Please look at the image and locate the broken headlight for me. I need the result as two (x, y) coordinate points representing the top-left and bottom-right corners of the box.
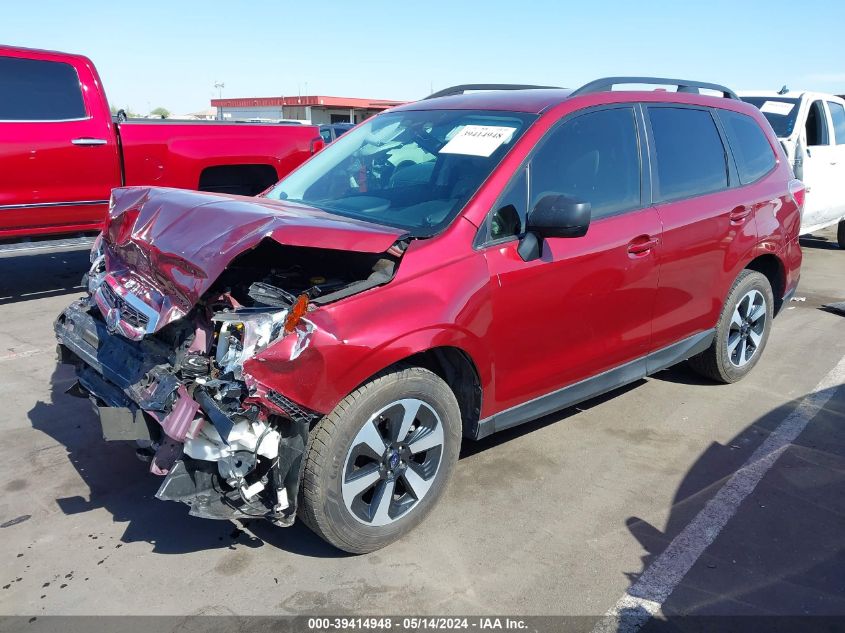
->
(212, 310), (287, 377)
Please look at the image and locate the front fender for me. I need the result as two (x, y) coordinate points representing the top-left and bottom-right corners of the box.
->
(243, 321), (492, 416)
(244, 220), (494, 416)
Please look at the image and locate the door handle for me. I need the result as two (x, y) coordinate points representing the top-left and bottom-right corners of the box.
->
(627, 235), (659, 255)
(72, 138), (107, 146)
(729, 206), (752, 223)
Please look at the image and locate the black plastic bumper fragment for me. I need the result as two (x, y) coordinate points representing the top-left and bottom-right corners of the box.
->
(194, 389), (235, 442)
(55, 301), (177, 411)
(267, 389), (321, 425)
(156, 459), (271, 521)
(69, 366), (160, 442)
(97, 406), (155, 442)
(272, 416), (310, 526)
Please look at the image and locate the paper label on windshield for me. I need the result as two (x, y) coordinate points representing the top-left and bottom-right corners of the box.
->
(760, 100), (794, 116)
(439, 125), (516, 157)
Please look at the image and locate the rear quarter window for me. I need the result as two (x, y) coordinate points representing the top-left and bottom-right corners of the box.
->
(0, 56), (86, 121)
(718, 109), (777, 185)
(648, 107), (728, 202)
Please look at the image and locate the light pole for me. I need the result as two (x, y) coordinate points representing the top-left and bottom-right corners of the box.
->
(214, 81), (225, 120)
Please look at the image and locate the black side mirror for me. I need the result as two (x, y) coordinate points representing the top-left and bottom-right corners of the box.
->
(527, 194), (591, 238)
(517, 194), (591, 261)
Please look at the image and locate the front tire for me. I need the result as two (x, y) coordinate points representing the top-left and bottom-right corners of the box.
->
(689, 270), (774, 383)
(837, 220), (845, 249)
(298, 367), (462, 553)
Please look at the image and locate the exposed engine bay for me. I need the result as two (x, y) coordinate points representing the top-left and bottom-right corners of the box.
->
(56, 233), (405, 525)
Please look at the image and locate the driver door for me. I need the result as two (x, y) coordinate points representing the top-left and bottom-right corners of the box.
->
(481, 106), (661, 418)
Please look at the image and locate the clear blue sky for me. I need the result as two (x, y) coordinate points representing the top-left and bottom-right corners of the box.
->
(3, 0), (844, 115)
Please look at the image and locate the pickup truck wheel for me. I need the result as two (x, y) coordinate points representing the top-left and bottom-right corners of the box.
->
(837, 220), (845, 249)
(688, 270), (774, 384)
(298, 367), (461, 554)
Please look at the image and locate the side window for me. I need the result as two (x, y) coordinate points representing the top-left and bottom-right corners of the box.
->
(805, 101), (830, 146)
(648, 107), (728, 202)
(489, 167), (527, 241)
(0, 56), (86, 121)
(719, 110), (777, 185)
(827, 101), (845, 145)
(529, 107), (641, 220)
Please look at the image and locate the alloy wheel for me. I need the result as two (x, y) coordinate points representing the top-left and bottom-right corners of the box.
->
(727, 289), (767, 367)
(341, 398), (444, 526)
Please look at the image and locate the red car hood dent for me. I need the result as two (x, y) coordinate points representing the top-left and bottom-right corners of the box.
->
(103, 187), (406, 329)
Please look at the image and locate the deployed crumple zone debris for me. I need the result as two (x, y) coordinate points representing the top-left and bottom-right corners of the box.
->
(55, 186), (408, 526)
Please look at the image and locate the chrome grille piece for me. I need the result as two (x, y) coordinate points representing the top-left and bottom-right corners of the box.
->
(101, 283), (150, 330)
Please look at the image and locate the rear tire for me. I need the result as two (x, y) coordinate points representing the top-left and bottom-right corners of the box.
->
(837, 220), (845, 249)
(298, 367), (461, 554)
(689, 270), (774, 384)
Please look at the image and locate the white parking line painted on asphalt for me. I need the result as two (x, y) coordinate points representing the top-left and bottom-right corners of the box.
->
(0, 348), (49, 362)
(19, 285), (85, 298)
(592, 353), (845, 633)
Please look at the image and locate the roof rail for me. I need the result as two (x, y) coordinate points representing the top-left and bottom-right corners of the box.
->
(425, 84), (562, 100)
(570, 77), (739, 100)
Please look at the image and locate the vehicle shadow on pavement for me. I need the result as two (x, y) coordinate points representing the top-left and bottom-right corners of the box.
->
(29, 361), (347, 559)
(461, 358), (723, 458)
(0, 249), (89, 305)
(799, 235), (841, 251)
(460, 381), (646, 458)
(622, 382), (845, 623)
(645, 362), (716, 387)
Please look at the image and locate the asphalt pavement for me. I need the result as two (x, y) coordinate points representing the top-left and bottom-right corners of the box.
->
(0, 226), (842, 622)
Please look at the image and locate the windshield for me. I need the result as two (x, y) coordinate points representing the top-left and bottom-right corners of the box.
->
(741, 97), (801, 137)
(265, 109), (536, 237)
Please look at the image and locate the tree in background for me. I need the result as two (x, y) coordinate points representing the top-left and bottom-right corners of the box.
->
(150, 107), (170, 119)
(109, 104), (141, 118)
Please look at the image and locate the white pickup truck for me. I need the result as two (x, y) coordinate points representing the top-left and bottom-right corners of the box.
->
(740, 90), (845, 247)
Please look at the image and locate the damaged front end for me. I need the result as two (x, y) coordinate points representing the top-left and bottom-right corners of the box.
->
(55, 188), (407, 526)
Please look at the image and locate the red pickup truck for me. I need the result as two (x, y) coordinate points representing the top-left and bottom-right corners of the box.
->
(0, 45), (323, 241)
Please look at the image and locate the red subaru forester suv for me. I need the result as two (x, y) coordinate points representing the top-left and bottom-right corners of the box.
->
(56, 77), (803, 553)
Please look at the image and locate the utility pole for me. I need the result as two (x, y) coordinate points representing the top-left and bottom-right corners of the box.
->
(214, 81), (225, 120)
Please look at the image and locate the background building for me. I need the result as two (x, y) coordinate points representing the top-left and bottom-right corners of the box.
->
(210, 95), (403, 124)
(169, 107), (218, 120)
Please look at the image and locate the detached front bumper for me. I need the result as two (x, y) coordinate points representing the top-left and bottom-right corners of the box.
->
(54, 299), (312, 526)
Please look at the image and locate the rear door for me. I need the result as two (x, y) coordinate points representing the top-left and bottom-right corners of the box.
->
(481, 105), (662, 414)
(0, 52), (121, 237)
(645, 105), (759, 356)
(718, 108), (795, 248)
(799, 99), (838, 233)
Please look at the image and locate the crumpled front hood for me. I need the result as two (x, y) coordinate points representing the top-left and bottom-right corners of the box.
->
(102, 187), (407, 328)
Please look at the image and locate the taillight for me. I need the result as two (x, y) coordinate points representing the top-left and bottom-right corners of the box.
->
(309, 137), (324, 154)
(788, 178), (805, 212)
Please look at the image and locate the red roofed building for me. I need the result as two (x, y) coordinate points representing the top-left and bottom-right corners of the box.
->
(210, 95), (404, 124)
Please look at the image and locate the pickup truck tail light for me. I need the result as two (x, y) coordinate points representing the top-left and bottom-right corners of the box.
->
(788, 179), (805, 217)
(309, 137), (325, 154)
